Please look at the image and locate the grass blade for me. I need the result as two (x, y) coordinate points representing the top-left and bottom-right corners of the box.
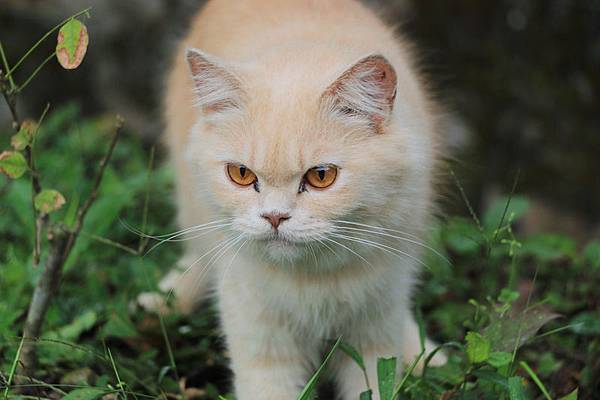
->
(3, 335), (25, 399)
(338, 340), (370, 390)
(507, 376), (527, 400)
(297, 337), (342, 400)
(377, 357), (397, 400)
(520, 361), (551, 400)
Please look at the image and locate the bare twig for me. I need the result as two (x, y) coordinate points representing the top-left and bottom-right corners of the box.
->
(63, 116), (124, 258)
(17, 117), (124, 378)
(18, 228), (69, 378)
(1, 69), (46, 265)
(30, 104), (51, 265)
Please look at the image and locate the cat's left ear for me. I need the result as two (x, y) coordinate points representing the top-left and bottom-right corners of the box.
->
(186, 48), (244, 113)
(321, 54), (397, 133)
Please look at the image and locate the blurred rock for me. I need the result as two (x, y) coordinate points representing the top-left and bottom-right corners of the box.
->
(1, 0), (205, 137)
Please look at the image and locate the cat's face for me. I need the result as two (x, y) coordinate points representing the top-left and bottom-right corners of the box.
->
(186, 49), (431, 265)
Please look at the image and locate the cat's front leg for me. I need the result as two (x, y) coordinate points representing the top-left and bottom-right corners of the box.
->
(219, 279), (316, 399)
(335, 341), (399, 400)
(137, 253), (213, 315)
(224, 317), (314, 399)
(336, 314), (447, 400)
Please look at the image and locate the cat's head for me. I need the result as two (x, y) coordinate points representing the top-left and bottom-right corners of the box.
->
(185, 48), (434, 267)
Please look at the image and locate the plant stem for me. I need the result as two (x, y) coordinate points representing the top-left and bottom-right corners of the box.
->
(0, 40), (16, 90)
(18, 52), (56, 92)
(62, 116), (124, 258)
(17, 117), (123, 379)
(18, 228), (69, 378)
(30, 103), (51, 265)
(6, 8), (91, 78)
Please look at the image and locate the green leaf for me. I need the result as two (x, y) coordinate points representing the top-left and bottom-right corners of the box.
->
(297, 337), (342, 400)
(11, 120), (38, 151)
(483, 195), (529, 231)
(465, 331), (490, 363)
(11, 130), (30, 151)
(520, 361), (551, 400)
(338, 341), (366, 372)
(34, 189), (66, 214)
(444, 217), (482, 255)
(101, 313), (138, 339)
(0, 151), (27, 179)
(483, 308), (559, 352)
(569, 311), (600, 335)
(57, 310), (97, 341)
(498, 288), (520, 304)
(521, 233), (576, 261)
(359, 390), (373, 400)
(582, 240), (600, 269)
(62, 387), (107, 400)
(507, 376), (528, 400)
(487, 351), (512, 368)
(376, 357), (396, 400)
(56, 18), (89, 69)
(472, 369), (509, 389)
(558, 388), (578, 400)
(536, 352), (563, 378)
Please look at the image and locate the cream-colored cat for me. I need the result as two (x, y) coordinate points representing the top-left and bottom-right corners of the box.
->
(149, 0), (446, 398)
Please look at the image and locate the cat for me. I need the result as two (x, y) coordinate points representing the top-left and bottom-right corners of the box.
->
(142, 0), (447, 398)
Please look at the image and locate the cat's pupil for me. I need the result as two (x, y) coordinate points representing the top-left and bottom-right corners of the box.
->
(239, 166), (246, 177)
(318, 169), (325, 180)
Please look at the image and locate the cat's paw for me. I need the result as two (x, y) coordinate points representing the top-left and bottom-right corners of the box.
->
(134, 292), (170, 315)
(403, 338), (448, 374)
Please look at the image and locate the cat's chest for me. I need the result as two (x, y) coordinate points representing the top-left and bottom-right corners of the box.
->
(221, 261), (400, 337)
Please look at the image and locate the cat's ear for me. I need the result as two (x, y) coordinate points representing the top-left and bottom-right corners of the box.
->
(186, 48), (243, 113)
(321, 54), (397, 133)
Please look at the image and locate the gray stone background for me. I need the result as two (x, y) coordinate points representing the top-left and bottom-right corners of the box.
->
(1, 0), (599, 239)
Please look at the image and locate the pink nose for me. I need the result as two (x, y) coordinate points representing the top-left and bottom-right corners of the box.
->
(261, 212), (290, 230)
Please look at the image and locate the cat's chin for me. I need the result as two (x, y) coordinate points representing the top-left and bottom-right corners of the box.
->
(260, 236), (305, 262)
(252, 235), (319, 265)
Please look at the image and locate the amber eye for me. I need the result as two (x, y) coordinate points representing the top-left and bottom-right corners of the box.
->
(227, 164), (257, 186)
(305, 165), (338, 189)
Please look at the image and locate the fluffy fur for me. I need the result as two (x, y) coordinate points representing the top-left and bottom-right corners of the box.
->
(152, 0), (445, 398)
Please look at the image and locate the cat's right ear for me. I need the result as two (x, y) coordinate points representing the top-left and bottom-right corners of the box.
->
(186, 48), (243, 113)
(321, 54), (397, 134)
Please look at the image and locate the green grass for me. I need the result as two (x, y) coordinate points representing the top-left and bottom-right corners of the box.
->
(1, 105), (598, 399)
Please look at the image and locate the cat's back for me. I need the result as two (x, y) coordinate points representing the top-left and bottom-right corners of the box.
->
(184, 0), (396, 58)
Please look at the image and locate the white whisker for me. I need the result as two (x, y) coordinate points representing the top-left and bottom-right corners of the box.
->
(220, 238), (248, 284)
(323, 236), (374, 270)
(334, 225), (451, 265)
(164, 234), (241, 304)
(143, 223), (232, 256)
(121, 216), (233, 240)
(330, 232), (429, 270)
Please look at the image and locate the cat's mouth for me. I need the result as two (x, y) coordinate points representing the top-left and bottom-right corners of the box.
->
(261, 234), (298, 246)
(257, 233), (312, 253)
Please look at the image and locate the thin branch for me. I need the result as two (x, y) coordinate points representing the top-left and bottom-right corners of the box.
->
(1, 73), (48, 265)
(6, 7), (92, 77)
(80, 231), (139, 256)
(18, 116), (124, 378)
(0, 40), (16, 89)
(0, 74), (20, 131)
(18, 52), (56, 92)
(30, 104), (51, 265)
(63, 116), (124, 259)
(18, 228), (69, 378)
(138, 146), (155, 253)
